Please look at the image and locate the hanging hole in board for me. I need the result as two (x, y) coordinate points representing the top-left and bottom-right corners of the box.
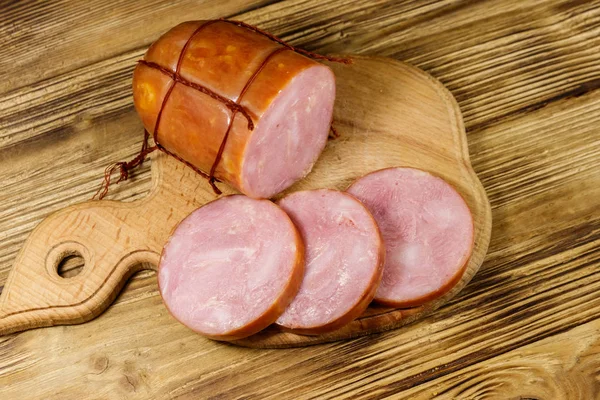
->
(57, 252), (85, 279)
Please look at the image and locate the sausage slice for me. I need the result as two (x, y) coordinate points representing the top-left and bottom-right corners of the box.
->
(276, 189), (384, 334)
(158, 195), (304, 340)
(347, 168), (474, 308)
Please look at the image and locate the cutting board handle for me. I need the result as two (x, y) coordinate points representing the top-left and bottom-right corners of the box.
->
(0, 200), (160, 335)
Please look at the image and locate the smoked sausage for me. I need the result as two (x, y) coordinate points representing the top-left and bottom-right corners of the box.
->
(133, 20), (336, 198)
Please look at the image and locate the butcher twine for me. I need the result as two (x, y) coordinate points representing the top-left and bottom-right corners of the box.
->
(94, 19), (351, 200)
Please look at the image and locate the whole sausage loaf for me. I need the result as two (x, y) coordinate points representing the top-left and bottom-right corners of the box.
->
(133, 20), (337, 198)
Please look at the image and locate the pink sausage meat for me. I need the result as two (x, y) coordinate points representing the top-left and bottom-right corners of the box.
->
(158, 195), (304, 340)
(276, 189), (384, 334)
(347, 168), (474, 307)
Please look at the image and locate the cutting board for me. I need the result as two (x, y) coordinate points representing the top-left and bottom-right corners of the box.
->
(0, 56), (491, 348)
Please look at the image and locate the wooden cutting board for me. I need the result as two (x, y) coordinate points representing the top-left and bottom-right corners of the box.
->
(0, 55), (491, 348)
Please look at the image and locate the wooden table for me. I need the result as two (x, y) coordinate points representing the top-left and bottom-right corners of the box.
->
(1, 1), (599, 398)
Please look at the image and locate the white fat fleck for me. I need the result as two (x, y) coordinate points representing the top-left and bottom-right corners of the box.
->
(204, 304), (232, 330)
(214, 308), (232, 329)
(305, 94), (316, 113)
(189, 247), (257, 268)
(338, 198), (359, 209)
(196, 296), (223, 311)
(338, 269), (350, 286)
(306, 244), (327, 268)
(226, 219), (246, 235)
(392, 243), (422, 269)
(335, 210), (355, 225)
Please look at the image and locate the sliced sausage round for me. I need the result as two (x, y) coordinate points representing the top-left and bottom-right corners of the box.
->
(158, 195), (304, 340)
(347, 167), (474, 308)
(276, 189), (384, 335)
(133, 20), (336, 198)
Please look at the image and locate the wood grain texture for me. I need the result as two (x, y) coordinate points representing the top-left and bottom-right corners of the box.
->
(1, 0), (599, 398)
(0, 56), (492, 347)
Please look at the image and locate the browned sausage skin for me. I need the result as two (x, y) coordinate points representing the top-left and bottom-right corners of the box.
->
(132, 20), (337, 199)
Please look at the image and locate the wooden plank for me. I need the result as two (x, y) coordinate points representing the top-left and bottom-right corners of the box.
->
(1, 62), (598, 398)
(399, 319), (600, 399)
(0, 0), (275, 95)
